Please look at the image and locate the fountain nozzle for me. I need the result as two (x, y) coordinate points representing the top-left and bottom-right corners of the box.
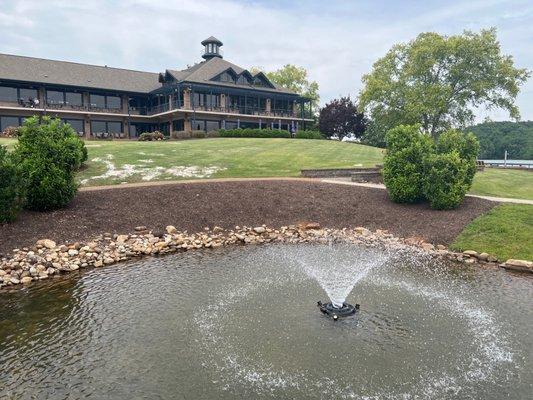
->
(317, 301), (359, 319)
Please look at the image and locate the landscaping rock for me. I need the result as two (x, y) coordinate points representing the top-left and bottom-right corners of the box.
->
(166, 225), (177, 234)
(463, 250), (478, 257)
(36, 239), (56, 249)
(253, 226), (266, 234)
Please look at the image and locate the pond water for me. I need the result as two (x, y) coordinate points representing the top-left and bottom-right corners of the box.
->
(1, 244), (532, 399)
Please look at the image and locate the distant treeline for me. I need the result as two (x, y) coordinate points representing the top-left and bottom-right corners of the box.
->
(466, 121), (533, 160)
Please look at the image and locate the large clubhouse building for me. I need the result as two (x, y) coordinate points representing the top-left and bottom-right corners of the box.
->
(0, 37), (313, 138)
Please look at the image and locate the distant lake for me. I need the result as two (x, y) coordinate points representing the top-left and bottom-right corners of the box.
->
(480, 159), (533, 168)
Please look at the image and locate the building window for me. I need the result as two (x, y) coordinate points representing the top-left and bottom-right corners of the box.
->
(0, 116), (20, 131)
(106, 96), (121, 109)
(66, 92), (83, 106)
(237, 75), (249, 85)
(47, 90), (64, 105)
(107, 121), (122, 134)
(19, 88), (38, 101)
(90, 94), (106, 108)
(0, 86), (18, 102)
(63, 119), (84, 136)
(205, 120), (220, 132)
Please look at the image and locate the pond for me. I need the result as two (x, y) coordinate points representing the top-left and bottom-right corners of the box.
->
(1, 244), (532, 399)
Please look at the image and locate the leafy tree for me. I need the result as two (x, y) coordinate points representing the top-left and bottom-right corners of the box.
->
(318, 97), (366, 140)
(359, 28), (530, 141)
(467, 121), (533, 159)
(252, 64), (319, 118)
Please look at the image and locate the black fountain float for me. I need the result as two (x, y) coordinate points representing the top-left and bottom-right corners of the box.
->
(317, 301), (360, 321)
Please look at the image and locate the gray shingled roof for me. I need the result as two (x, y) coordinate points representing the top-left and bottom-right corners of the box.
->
(0, 53), (297, 96)
(0, 53), (160, 93)
(166, 57), (296, 95)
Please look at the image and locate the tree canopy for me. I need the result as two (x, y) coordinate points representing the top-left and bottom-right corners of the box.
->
(318, 97), (366, 141)
(467, 121), (533, 159)
(359, 28), (530, 140)
(252, 64), (320, 113)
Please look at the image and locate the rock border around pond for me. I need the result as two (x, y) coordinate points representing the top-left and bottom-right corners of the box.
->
(1, 224), (531, 289)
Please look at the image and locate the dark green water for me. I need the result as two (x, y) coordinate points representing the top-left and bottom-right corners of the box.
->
(1, 244), (532, 399)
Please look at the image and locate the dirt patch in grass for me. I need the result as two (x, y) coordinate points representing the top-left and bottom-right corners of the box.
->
(0, 180), (496, 256)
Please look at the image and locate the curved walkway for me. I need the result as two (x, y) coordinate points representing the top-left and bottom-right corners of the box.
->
(81, 177), (533, 205)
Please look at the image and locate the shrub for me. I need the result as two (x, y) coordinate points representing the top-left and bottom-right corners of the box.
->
(23, 161), (78, 211)
(0, 146), (26, 222)
(435, 129), (479, 186)
(423, 152), (469, 210)
(295, 130), (324, 139)
(139, 131), (165, 141)
(13, 116), (86, 211)
(383, 124), (480, 209)
(382, 125), (433, 203)
(218, 128), (291, 138)
(1, 126), (20, 138)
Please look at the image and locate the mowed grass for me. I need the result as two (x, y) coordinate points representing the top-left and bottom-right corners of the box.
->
(470, 169), (533, 200)
(451, 204), (533, 261)
(1, 138), (531, 200)
(66, 138), (382, 186)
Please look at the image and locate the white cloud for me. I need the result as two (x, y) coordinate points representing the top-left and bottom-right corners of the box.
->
(0, 0), (531, 121)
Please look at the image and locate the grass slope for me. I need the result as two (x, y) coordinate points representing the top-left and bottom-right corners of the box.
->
(70, 138), (383, 186)
(469, 169), (533, 200)
(451, 204), (533, 261)
(1, 138), (531, 200)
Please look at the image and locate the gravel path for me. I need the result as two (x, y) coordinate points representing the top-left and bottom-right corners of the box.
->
(0, 180), (496, 256)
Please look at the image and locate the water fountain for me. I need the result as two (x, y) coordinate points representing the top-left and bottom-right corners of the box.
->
(0, 243), (530, 399)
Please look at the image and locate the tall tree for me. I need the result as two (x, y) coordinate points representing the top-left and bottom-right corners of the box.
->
(252, 64), (320, 117)
(318, 97), (366, 140)
(359, 28), (530, 140)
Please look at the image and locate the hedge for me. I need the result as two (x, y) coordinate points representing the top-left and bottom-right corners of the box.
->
(295, 130), (324, 139)
(0, 146), (26, 222)
(218, 128), (291, 138)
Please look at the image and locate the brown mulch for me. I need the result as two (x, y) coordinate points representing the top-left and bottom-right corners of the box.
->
(0, 180), (496, 256)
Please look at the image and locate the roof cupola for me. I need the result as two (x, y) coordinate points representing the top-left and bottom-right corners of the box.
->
(201, 36), (223, 60)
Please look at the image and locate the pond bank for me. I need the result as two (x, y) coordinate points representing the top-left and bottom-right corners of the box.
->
(3, 223), (528, 290)
(0, 180), (494, 257)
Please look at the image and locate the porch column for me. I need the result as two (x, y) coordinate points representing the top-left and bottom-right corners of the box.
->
(293, 100), (298, 117)
(84, 117), (91, 139)
(184, 114), (192, 133)
(278, 119), (281, 130)
(169, 93), (173, 111)
(38, 87), (46, 109)
(266, 98), (271, 115)
(83, 92), (90, 110)
(237, 119), (240, 129)
(169, 117), (174, 137)
(220, 94), (226, 110)
(183, 87), (191, 109)
(122, 94), (129, 113)
(259, 118), (262, 129)
(122, 118), (129, 139)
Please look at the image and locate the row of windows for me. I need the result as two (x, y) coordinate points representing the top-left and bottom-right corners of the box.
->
(0, 116), (124, 136)
(0, 87), (38, 102)
(0, 85), (122, 109)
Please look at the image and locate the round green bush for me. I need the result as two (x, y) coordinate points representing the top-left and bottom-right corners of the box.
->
(13, 116), (85, 211)
(382, 125), (433, 203)
(23, 161), (77, 211)
(0, 146), (26, 223)
(423, 152), (469, 210)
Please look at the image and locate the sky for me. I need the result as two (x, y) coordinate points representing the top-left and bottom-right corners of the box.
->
(0, 0), (532, 121)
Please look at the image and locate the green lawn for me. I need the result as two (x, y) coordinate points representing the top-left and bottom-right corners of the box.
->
(451, 204), (533, 261)
(1, 138), (531, 200)
(1, 138), (384, 186)
(470, 169), (533, 200)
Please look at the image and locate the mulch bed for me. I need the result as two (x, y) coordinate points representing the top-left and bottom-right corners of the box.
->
(0, 180), (496, 256)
